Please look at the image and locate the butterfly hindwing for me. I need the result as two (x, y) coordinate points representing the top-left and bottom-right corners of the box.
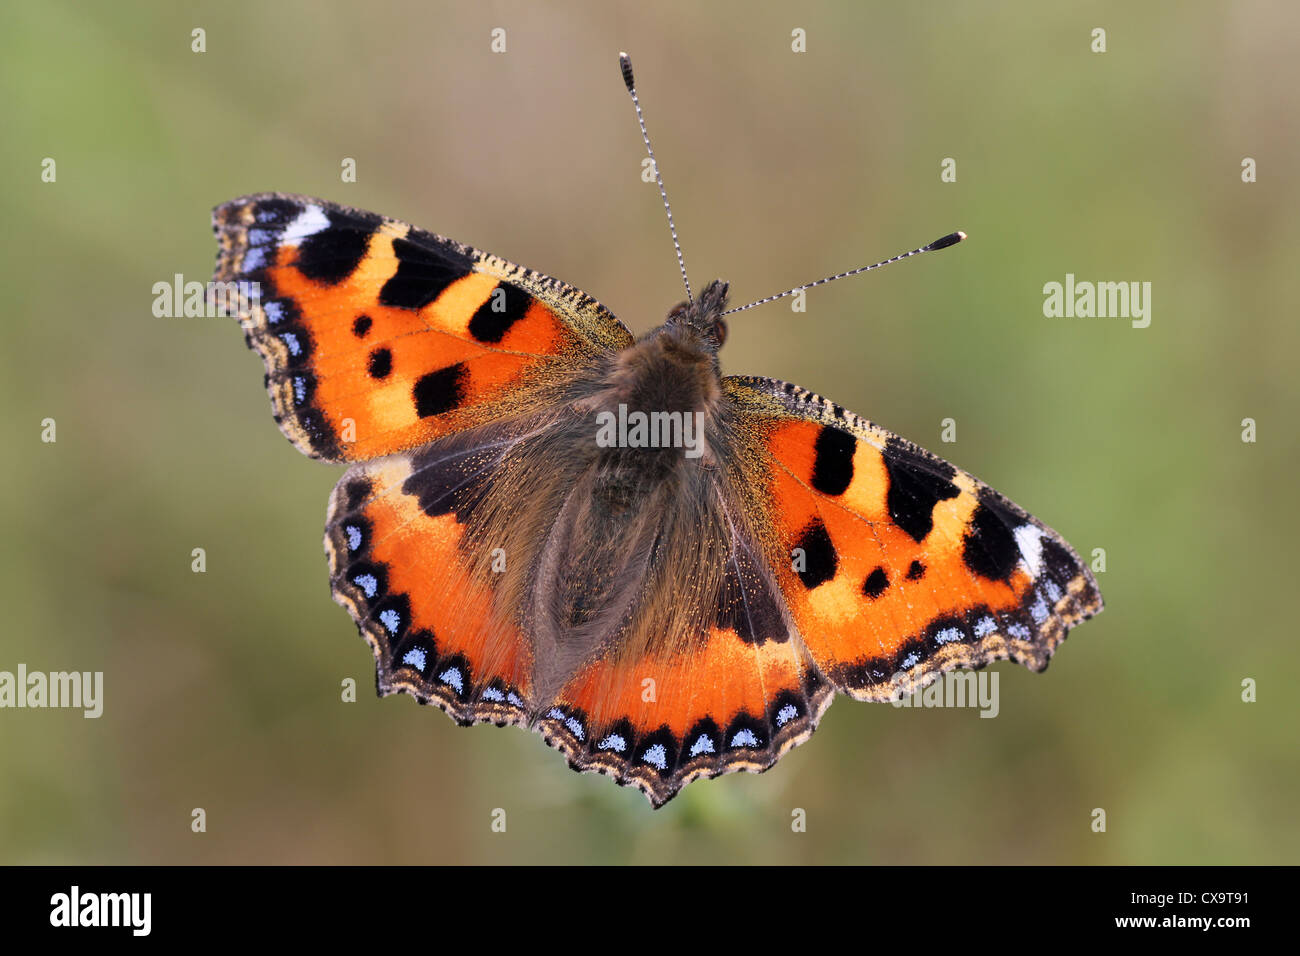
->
(724, 375), (1104, 702)
(541, 498), (834, 807)
(324, 422), (548, 727)
(212, 193), (633, 462)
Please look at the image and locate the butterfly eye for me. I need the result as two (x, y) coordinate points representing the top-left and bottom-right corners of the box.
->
(713, 318), (728, 346)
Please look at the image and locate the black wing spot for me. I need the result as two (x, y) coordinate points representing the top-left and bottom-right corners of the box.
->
(810, 426), (856, 496)
(906, 560), (926, 580)
(863, 566), (889, 598)
(352, 314), (372, 337)
(379, 235), (474, 310)
(367, 347), (393, 379)
(794, 519), (837, 589)
(963, 492), (1021, 580)
(468, 282), (532, 343)
(294, 210), (371, 285)
(413, 363), (467, 418)
(882, 438), (960, 542)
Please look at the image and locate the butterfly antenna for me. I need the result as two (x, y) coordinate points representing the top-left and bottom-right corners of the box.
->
(721, 231), (967, 317)
(620, 52), (693, 305)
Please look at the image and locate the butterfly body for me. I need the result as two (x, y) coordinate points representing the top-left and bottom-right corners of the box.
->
(213, 191), (1101, 807)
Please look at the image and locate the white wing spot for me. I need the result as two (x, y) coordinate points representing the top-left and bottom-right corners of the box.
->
(281, 204), (330, 247)
(1014, 524), (1046, 578)
(1030, 593), (1049, 623)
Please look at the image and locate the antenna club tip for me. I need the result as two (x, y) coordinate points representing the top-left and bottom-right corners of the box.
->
(619, 53), (635, 91)
(927, 231), (967, 252)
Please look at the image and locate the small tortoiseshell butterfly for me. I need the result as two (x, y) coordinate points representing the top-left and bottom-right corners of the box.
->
(211, 55), (1102, 807)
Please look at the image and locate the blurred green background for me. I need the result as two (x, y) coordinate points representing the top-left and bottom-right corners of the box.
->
(2, 1), (1297, 864)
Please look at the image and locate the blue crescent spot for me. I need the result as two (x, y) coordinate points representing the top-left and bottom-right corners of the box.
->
(345, 525), (362, 551)
(564, 717), (585, 740)
(598, 733), (627, 753)
(900, 651), (921, 669)
(401, 647), (427, 671)
(293, 377), (306, 404)
(1030, 593), (1049, 624)
(507, 692), (524, 707)
(263, 300), (284, 323)
(934, 627), (964, 646)
(353, 574), (378, 598)
(1044, 578), (1063, 603)
(729, 728), (760, 748)
(281, 333), (302, 356)
(242, 247), (267, 271)
(481, 687), (504, 702)
(689, 735), (715, 757)
(247, 228), (273, 246)
(775, 703), (799, 727)
(438, 667), (464, 693)
(378, 609), (401, 634)
(1006, 622), (1031, 641)
(256, 205), (290, 224)
(641, 743), (668, 770)
(974, 616), (998, 637)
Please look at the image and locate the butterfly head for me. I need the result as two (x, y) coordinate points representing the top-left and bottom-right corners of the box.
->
(665, 278), (729, 350)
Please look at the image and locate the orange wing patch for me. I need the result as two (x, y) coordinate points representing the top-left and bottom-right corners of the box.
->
(726, 376), (1103, 702)
(212, 193), (632, 462)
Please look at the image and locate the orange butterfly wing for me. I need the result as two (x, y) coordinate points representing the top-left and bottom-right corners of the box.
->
(725, 375), (1103, 701)
(212, 193), (632, 461)
(324, 430), (542, 729)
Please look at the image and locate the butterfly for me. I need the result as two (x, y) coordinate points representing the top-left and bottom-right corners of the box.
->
(210, 54), (1102, 808)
